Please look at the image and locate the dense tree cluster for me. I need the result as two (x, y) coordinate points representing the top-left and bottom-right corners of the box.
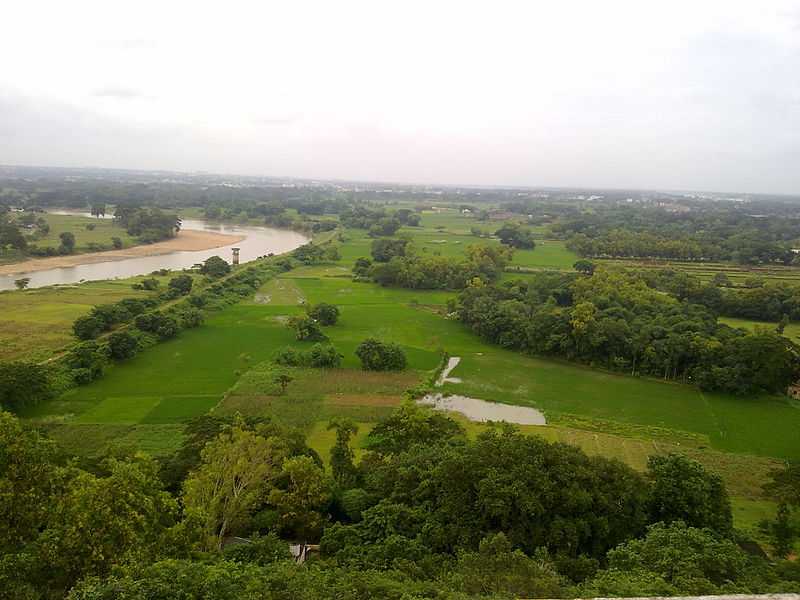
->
(556, 206), (800, 265)
(365, 244), (513, 290)
(113, 206), (180, 243)
(495, 222), (536, 249)
(1, 405), (799, 598)
(457, 270), (800, 395)
(355, 338), (407, 371)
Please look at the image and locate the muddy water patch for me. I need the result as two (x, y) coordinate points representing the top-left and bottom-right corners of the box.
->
(418, 393), (546, 425)
(436, 356), (462, 386)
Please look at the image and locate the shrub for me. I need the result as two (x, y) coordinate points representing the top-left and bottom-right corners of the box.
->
(107, 331), (139, 360)
(135, 313), (180, 340)
(355, 338), (407, 371)
(307, 302), (339, 326)
(72, 315), (104, 340)
(288, 316), (328, 342)
(168, 274), (193, 296)
(201, 256), (231, 278)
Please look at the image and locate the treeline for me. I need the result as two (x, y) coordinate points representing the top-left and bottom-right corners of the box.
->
(355, 240), (513, 290)
(2, 404), (798, 598)
(554, 206), (800, 265)
(626, 267), (800, 323)
(457, 269), (800, 395)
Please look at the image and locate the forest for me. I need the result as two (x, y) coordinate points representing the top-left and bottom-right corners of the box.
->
(3, 404), (800, 599)
(456, 269), (800, 395)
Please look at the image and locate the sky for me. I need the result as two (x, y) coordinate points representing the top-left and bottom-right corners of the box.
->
(1, 1), (799, 193)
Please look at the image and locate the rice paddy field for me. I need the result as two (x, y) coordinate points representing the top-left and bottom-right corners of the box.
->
(0, 276), (172, 362)
(7, 208), (800, 539)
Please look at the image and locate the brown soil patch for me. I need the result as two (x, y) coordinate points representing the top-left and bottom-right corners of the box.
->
(0, 229), (245, 276)
(324, 394), (405, 407)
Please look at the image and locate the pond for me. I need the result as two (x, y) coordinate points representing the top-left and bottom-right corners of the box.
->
(0, 213), (309, 291)
(418, 393), (547, 425)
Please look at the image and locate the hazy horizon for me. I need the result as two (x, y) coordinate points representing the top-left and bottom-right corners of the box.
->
(2, 1), (799, 194)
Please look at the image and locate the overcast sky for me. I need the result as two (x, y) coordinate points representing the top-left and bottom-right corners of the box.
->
(1, 1), (799, 193)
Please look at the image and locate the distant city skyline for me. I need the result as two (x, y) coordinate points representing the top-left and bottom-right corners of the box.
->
(1, 1), (799, 194)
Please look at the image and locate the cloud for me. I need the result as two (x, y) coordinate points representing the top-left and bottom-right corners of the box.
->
(91, 86), (146, 100)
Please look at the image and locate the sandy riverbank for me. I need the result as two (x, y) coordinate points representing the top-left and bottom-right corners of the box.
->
(0, 229), (246, 276)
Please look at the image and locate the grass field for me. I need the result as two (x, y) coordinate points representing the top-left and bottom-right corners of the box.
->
(28, 213), (138, 253)
(0, 276), (171, 362)
(599, 256), (800, 285)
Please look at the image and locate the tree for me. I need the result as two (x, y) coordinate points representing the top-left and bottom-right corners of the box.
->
(606, 521), (747, 589)
(107, 331), (139, 360)
(573, 259), (595, 275)
(90, 204), (106, 218)
(711, 272), (731, 287)
(447, 533), (564, 598)
(272, 370), (294, 394)
(14, 277), (30, 290)
(327, 418), (359, 487)
(59, 231), (76, 253)
(647, 454), (733, 536)
(38, 456), (178, 594)
(495, 223), (536, 249)
(183, 426), (288, 550)
(268, 456), (331, 540)
(371, 238), (409, 262)
(288, 315), (328, 342)
(353, 257), (373, 277)
(307, 302), (339, 326)
(201, 255), (231, 278)
(0, 363), (52, 413)
(0, 411), (60, 548)
(355, 338), (407, 371)
(73, 315), (105, 340)
(168, 274), (194, 295)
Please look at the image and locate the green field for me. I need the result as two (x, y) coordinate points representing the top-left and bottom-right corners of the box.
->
(27, 267), (800, 462)
(721, 316), (800, 344)
(28, 213), (137, 253)
(0, 277), (171, 362)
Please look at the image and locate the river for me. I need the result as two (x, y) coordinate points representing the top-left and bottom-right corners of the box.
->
(0, 212), (310, 291)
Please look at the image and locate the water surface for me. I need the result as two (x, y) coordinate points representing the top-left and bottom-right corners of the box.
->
(0, 213), (309, 291)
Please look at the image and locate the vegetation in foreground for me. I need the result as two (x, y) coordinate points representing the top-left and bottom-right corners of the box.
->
(3, 406), (800, 599)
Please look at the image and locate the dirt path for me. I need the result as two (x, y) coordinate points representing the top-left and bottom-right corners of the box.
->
(0, 229), (246, 276)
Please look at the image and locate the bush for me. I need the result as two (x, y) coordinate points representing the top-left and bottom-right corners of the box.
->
(72, 315), (104, 340)
(168, 274), (193, 296)
(307, 302), (339, 326)
(107, 331), (139, 360)
(178, 308), (204, 329)
(353, 257), (372, 277)
(223, 533), (292, 566)
(66, 341), (107, 383)
(201, 256), (231, 278)
(274, 344), (342, 368)
(0, 362), (52, 412)
(111, 237), (123, 249)
(133, 277), (159, 291)
(288, 316), (328, 342)
(355, 338), (407, 371)
(135, 313), (180, 340)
